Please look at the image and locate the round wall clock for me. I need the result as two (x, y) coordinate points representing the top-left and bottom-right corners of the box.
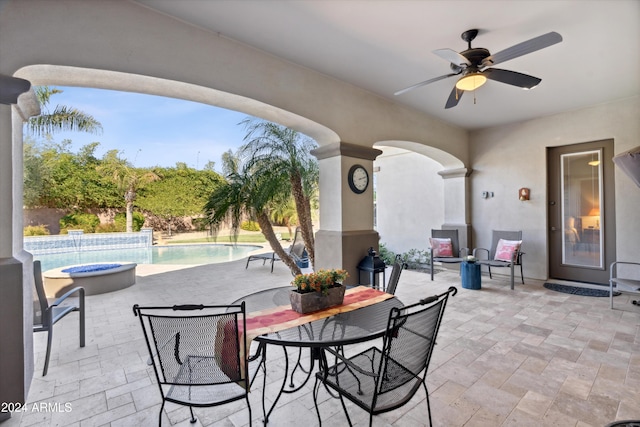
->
(347, 164), (369, 194)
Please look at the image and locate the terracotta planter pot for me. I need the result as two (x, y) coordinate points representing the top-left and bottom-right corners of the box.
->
(289, 285), (345, 314)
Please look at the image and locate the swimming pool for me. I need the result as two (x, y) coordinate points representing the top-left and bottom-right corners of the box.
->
(33, 244), (262, 272)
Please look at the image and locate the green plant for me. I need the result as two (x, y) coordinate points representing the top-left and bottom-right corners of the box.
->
(291, 269), (349, 295)
(95, 223), (121, 233)
(240, 220), (260, 232)
(59, 212), (100, 233)
(23, 224), (50, 236)
(378, 243), (397, 265)
(114, 211), (145, 232)
(401, 248), (431, 269)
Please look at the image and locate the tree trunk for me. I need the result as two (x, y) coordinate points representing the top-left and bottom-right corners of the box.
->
(124, 189), (136, 233)
(256, 211), (301, 276)
(290, 173), (315, 269)
(126, 201), (134, 232)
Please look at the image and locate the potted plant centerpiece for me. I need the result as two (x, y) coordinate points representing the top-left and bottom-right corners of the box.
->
(290, 269), (349, 314)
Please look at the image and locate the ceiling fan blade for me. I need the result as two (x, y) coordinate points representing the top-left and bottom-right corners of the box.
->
(481, 31), (562, 67)
(445, 86), (464, 109)
(433, 48), (471, 67)
(394, 73), (458, 96)
(483, 68), (542, 89)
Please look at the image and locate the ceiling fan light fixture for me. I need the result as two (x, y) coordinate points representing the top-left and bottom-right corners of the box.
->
(455, 72), (487, 91)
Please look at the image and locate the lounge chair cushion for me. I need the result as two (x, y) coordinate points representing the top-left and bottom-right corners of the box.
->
(430, 237), (453, 257)
(494, 239), (522, 261)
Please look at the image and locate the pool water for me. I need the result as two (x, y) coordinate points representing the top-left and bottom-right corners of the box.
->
(34, 244), (262, 272)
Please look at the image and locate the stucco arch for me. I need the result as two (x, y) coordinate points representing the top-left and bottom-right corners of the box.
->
(373, 140), (472, 255)
(374, 140), (465, 170)
(15, 65), (340, 146)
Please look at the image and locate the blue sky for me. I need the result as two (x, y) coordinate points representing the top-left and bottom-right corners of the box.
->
(36, 86), (254, 171)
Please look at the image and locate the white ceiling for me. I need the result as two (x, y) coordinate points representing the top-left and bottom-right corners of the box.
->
(135, 0), (639, 131)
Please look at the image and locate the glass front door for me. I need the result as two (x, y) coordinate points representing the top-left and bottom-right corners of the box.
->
(548, 139), (615, 285)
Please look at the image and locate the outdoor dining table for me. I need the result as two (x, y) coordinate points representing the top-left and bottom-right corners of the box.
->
(231, 285), (404, 425)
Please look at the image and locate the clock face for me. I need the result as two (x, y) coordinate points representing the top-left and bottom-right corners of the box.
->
(348, 165), (369, 194)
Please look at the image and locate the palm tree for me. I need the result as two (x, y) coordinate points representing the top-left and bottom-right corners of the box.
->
(97, 150), (159, 232)
(269, 196), (298, 240)
(239, 119), (319, 268)
(27, 86), (103, 137)
(204, 161), (302, 276)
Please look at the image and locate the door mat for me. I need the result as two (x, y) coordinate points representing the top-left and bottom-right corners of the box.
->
(544, 282), (620, 297)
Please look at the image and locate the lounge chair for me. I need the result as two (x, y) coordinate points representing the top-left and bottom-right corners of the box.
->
(245, 227), (306, 272)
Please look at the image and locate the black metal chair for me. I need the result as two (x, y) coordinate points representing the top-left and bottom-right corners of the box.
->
(133, 303), (253, 427)
(32, 260), (85, 376)
(385, 254), (407, 295)
(429, 229), (468, 281)
(473, 230), (524, 290)
(313, 287), (457, 427)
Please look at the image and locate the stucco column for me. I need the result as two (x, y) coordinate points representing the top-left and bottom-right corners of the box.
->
(0, 90), (39, 420)
(311, 142), (382, 285)
(438, 167), (473, 250)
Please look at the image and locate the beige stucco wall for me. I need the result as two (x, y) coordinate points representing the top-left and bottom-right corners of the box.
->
(374, 147), (446, 255)
(470, 96), (640, 280)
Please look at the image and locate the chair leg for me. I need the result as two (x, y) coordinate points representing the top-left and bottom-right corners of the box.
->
(520, 263), (524, 284)
(338, 393), (353, 426)
(245, 395), (253, 427)
(510, 263), (515, 290)
(79, 306), (85, 348)
(430, 261), (435, 281)
(422, 382), (433, 426)
(42, 328), (53, 376)
(189, 406), (196, 423)
(158, 399), (166, 427)
(313, 377), (323, 427)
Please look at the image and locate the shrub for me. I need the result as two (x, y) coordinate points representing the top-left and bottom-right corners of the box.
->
(379, 243), (431, 269)
(95, 223), (122, 233)
(24, 224), (50, 236)
(114, 211), (145, 232)
(240, 220), (260, 232)
(378, 243), (397, 265)
(59, 212), (100, 233)
(192, 217), (210, 231)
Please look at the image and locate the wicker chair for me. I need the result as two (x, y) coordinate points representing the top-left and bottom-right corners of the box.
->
(313, 287), (457, 426)
(133, 303), (254, 426)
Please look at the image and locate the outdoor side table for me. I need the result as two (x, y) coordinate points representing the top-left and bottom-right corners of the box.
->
(461, 261), (481, 290)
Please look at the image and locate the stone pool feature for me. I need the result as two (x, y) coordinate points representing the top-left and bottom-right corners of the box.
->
(43, 262), (137, 297)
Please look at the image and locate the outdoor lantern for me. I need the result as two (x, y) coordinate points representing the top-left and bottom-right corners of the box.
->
(357, 247), (387, 291)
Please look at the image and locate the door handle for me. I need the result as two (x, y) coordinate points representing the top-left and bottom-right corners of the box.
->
(551, 227), (557, 231)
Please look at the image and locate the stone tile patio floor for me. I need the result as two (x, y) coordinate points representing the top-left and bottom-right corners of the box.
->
(5, 260), (640, 426)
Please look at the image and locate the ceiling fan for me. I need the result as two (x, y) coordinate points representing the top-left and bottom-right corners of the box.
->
(395, 29), (562, 109)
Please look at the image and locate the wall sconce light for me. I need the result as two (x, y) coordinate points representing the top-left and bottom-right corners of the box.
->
(519, 188), (530, 201)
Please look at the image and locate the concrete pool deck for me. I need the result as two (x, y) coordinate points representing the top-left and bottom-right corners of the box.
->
(8, 259), (640, 426)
